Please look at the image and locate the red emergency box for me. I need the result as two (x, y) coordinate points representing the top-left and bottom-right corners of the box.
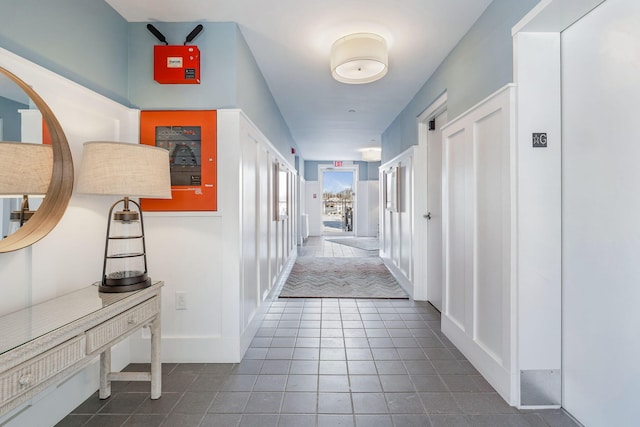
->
(153, 45), (200, 84)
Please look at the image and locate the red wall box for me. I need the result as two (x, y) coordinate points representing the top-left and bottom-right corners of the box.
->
(140, 110), (217, 211)
(153, 45), (200, 84)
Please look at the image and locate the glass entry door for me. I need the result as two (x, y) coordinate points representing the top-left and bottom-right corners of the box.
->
(321, 169), (355, 235)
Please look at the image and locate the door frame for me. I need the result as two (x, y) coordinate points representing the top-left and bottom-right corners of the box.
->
(318, 163), (359, 236)
(414, 92), (447, 301)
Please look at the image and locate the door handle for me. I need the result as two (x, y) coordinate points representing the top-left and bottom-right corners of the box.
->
(424, 212), (432, 220)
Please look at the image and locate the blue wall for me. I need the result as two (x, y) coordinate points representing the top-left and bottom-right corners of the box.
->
(127, 22), (238, 110)
(304, 160), (380, 181)
(127, 21), (297, 164)
(0, 0), (129, 105)
(0, 4), (297, 163)
(0, 0), (540, 170)
(0, 96), (27, 141)
(235, 29), (298, 159)
(381, 0), (539, 162)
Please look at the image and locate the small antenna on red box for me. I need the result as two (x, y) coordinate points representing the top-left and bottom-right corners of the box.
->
(184, 25), (204, 45)
(148, 24), (203, 84)
(146, 24), (168, 45)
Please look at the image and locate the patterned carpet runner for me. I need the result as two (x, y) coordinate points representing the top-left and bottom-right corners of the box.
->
(279, 257), (408, 299)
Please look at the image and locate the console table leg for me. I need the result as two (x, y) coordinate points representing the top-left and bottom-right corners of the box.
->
(99, 349), (111, 399)
(150, 315), (161, 399)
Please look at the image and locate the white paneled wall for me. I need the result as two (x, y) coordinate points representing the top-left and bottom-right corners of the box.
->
(0, 48), (297, 424)
(238, 115), (298, 335)
(0, 47), (139, 426)
(234, 111), (297, 356)
(259, 145), (273, 300)
(141, 110), (297, 363)
(241, 130), (260, 330)
(380, 148), (415, 296)
(440, 85), (517, 405)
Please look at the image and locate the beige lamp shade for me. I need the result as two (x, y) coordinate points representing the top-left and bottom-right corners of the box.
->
(331, 33), (388, 84)
(77, 141), (171, 198)
(0, 142), (53, 196)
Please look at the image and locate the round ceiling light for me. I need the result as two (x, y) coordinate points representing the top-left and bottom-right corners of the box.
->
(331, 33), (388, 84)
(361, 148), (382, 162)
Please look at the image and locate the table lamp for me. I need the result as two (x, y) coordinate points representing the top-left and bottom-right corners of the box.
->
(0, 142), (53, 235)
(76, 141), (171, 293)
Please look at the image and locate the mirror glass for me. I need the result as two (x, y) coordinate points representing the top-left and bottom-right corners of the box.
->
(0, 71), (52, 239)
(0, 66), (74, 253)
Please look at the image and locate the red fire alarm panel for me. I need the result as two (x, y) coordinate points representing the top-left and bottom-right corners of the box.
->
(140, 110), (217, 211)
(153, 45), (200, 84)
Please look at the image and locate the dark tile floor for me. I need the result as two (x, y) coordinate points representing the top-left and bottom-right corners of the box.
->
(56, 238), (582, 427)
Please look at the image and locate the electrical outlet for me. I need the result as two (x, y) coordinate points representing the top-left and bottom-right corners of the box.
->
(175, 292), (187, 310)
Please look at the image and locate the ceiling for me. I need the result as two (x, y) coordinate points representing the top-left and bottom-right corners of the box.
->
(105, 0), (493, 161)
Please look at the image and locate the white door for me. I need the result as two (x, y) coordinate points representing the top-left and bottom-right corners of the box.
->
(562, 0), (640, 425)
(427, 110), (447, 311)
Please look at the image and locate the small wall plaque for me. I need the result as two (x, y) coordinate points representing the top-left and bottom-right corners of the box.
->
(533, 132), (548, 148)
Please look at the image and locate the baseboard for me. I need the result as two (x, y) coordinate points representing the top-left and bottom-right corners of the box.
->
(240, 253), (296, 357)
(130, 252), (299, 365)
(130, 335), (241, 363)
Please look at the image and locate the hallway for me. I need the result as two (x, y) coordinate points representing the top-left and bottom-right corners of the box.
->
(56, 238), (581, 427)
(298, 237), (379, 258)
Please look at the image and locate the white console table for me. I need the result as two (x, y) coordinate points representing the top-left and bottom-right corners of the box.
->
(0, 281), (163, 417)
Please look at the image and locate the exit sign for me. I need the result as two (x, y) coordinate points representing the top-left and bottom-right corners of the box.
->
(334, 161), (343, 167)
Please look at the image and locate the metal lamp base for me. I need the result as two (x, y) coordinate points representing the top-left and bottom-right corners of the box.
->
(100, 198), (153, 294)
(99, 272), (151, 293)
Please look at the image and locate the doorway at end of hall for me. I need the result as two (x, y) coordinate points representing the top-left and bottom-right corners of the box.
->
(320, 167), (356, 236)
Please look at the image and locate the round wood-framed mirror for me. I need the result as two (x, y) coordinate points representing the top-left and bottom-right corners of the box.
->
(0, 66), (74, 252)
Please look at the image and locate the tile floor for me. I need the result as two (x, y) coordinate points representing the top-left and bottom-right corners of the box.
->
(56, 238), (582, 427)
(298, 236), (378, 258)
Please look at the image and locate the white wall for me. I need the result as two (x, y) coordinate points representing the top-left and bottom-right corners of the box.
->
(239, 111), (297, 352)
(296, 176), (306, 244)
(512, 31), (562, 407)
(365, 180), (380, 238)
(561, 0), (640, 425)
(380, 148), (415, 296)
(509, 1), (640, 421)
(440, 85), (518, 405)
(0, 47), (138, 426)
(0, 50), (297, 426)
(354, 180), (379, 238)
(135, 110), (297, 363)
(305, 181), (322, 236)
